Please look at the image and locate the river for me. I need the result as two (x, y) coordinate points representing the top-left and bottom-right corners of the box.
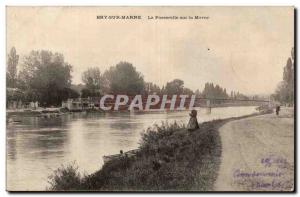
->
(6, 106), (257, 191)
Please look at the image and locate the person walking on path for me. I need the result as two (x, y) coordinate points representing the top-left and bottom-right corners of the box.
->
(276, 105), (281, 115)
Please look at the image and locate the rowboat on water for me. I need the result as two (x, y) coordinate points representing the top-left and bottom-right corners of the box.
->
(103, 149), (139, 164)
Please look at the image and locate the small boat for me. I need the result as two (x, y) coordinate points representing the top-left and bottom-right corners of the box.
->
(103, 149), (139, 164)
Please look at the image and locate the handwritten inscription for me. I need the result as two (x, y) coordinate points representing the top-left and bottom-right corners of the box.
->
(234, 169), (283, 178)
(252, 179), (291, 190)
(261, 154), (288, 169)
(233, 155), (293, 191)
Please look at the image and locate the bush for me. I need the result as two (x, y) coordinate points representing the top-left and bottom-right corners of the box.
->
(140, 121), (184, 153)
(47, 162), (83, 191)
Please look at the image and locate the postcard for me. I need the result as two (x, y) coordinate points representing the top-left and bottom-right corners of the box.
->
(6, 6), (295, 192)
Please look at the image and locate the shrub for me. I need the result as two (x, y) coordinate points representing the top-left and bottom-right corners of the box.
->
(47, 162), (83, 191)
(140, 121), (184, 152)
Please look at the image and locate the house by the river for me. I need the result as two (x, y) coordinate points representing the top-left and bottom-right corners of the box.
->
(61, 98), (98, 111)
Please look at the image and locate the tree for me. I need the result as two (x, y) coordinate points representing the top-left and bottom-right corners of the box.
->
(81, 88), (92, 98)
(183, 87), (194, 95)
(222, 88), (228, 99)
(202, 82), (232, 99)
(6, 88), (25, 103)
(82, 67), (104, 97)
(273, 81), (288, 103)
(103, 62), (145, 95)
(161, 85), (165, 94)
(18, 50), (73, 106)
(144, 82), (161, 94)
(165, 79), (184, 95)
(195, 89), (201, 97)
(7, 47), (19, 88)
(202, 82), (214, 98)
(65, 88), (80, 99)
(283, 57), (294, 103)
(273, 47), (294, 105)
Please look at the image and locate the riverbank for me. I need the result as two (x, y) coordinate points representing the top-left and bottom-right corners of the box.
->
(48, 110), (269, 191)
(6, 108), (105, 119)
(6, 104), (262, 117)
(214, 107), (294, 191)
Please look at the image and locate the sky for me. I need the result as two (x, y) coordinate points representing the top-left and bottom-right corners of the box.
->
(6, 6), (294, 95)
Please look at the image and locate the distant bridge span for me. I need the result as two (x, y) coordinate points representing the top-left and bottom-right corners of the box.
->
(62, 95), (271, 111)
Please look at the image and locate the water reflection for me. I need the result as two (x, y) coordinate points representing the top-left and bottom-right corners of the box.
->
(7, 106), (257, 191)
(7, 118), (68, 160)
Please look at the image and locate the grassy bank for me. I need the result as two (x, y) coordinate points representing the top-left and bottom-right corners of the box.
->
(48, 112), (267, 191)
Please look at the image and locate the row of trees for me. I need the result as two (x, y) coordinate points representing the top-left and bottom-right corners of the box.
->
(6, 49), (148, 106)
(80, 62), (145, 97)
(202, 83), (228, 99)
(80, 69), (241, 100)
(143, 79), (193, 96)
(7, 49), (78, 106)
(80, 68), (192, 97)
(197, 83), (249, 100)
(7, 47), (251, 107)
(272, 48), (294, 105)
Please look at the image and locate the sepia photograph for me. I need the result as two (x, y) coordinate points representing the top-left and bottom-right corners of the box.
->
(5, 6), (295, 192)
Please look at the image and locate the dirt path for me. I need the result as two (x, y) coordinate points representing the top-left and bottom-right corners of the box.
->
(214, 107), (294, 191)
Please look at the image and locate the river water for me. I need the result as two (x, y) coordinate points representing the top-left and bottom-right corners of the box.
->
(6, 106), (257, 191)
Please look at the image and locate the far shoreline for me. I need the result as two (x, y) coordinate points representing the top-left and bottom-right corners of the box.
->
(6, 104), (260, 118)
